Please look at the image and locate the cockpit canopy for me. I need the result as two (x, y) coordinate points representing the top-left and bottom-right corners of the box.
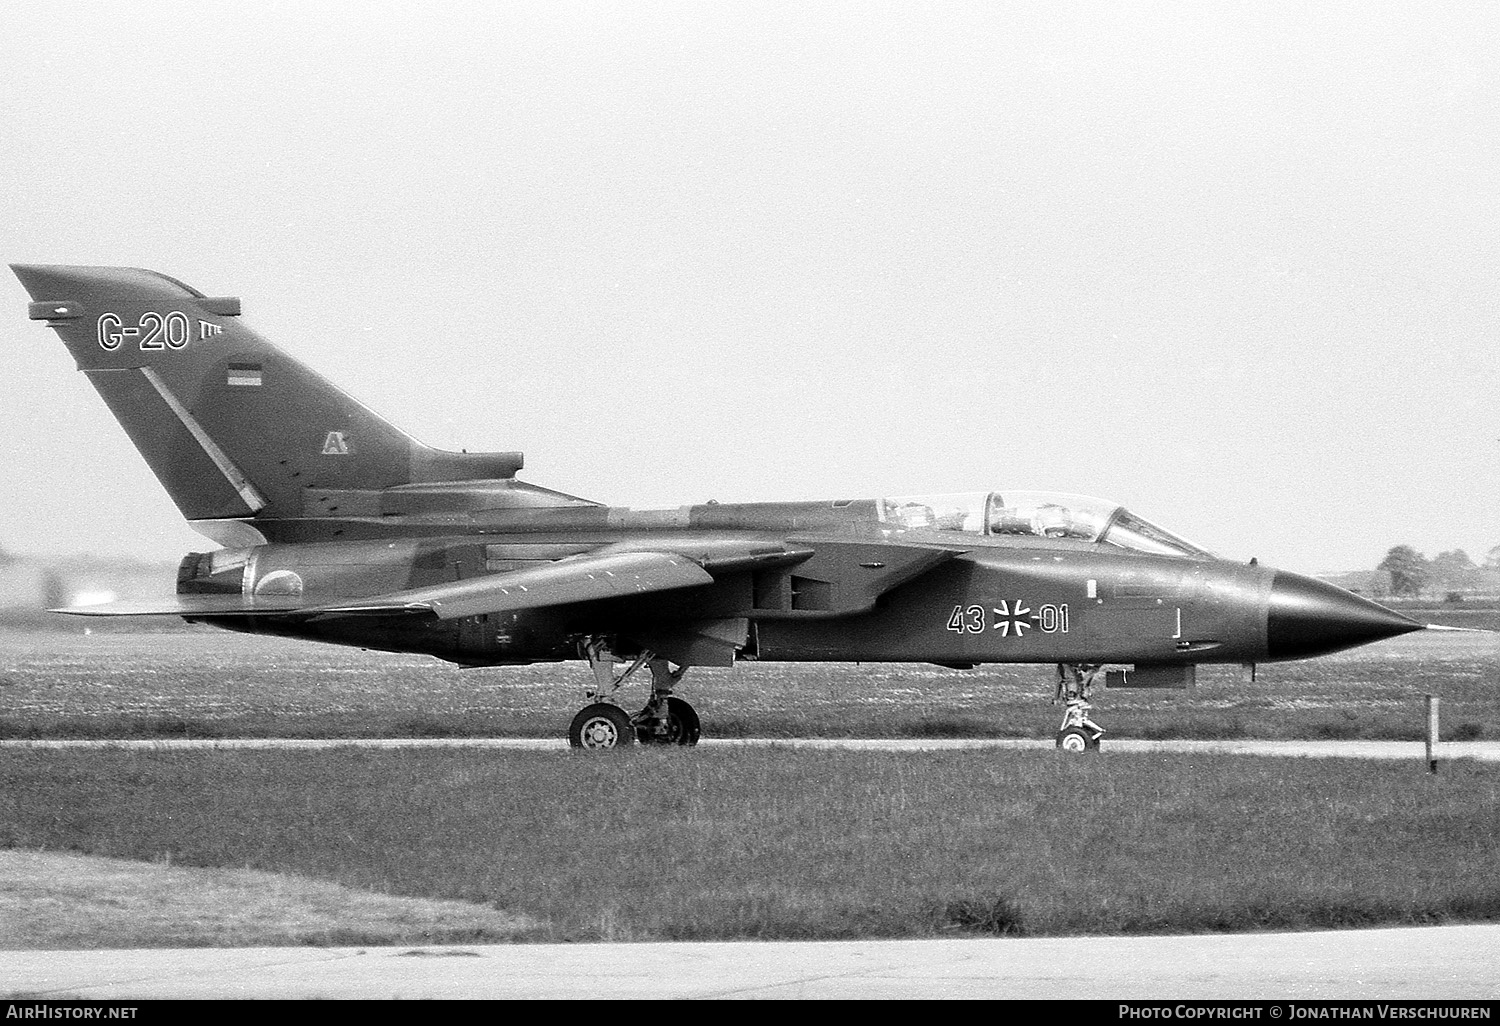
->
(876, 491), (1213, 558)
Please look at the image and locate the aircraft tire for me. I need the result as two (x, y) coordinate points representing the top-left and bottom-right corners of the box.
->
(1056, 727), (1099, 753)
(569, 703), (635, 749)
(637, 696), (701, 747)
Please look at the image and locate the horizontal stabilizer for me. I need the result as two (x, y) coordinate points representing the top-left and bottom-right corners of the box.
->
(54, 595), (309, 617)
(55, 549), (718, 621)
(323, 548), (716, 620)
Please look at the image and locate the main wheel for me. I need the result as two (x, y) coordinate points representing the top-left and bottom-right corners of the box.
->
(569, 703), (635, 749)
(1056, 726), (1099, 753)
(636, 696), (701, 746)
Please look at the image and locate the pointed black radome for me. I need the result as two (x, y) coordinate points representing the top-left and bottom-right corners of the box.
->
(1266, 572), (1424, 660)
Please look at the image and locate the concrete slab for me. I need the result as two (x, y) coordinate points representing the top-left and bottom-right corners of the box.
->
(4, 925), (1498, 999)
(1, 738), (1497, 761)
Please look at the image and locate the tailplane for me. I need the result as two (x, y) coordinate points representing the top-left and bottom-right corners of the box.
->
(13, 265), (536, 534)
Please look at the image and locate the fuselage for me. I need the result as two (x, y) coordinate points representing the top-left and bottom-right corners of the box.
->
(184, 495), (1418, 670)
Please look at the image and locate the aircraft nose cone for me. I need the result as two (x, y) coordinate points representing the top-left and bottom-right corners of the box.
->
(1266, 571), (1424, 659)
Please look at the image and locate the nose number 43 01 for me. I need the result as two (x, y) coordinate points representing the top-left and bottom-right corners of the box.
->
(946, 603), (1069, 635)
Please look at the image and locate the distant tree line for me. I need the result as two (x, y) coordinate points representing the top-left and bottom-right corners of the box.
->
(1376, 545), (1500, 597)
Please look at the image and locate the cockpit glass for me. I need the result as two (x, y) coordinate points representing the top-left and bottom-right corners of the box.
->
(985, 491), (1114, 542)
(879, 492), (989, 534)
(877, 490), (1213, 558)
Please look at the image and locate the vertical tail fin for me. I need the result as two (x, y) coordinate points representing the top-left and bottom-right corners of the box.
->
(13, 265), (524, 527)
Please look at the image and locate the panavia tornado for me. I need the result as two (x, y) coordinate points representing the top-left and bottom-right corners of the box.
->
(13, 264), (1427, 751)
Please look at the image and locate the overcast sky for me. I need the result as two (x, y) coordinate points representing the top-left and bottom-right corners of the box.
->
(1, 1), (1495, 573)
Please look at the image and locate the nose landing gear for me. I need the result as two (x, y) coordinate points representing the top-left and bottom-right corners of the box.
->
(1055, 663), (1104, 752)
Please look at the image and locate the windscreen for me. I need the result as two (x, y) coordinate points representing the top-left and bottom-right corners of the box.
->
(1099, 507), (1214, 558)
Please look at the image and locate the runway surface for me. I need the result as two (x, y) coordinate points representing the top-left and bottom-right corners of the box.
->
(5, 925), (1499, 999)
(3, 737), (1498, 760)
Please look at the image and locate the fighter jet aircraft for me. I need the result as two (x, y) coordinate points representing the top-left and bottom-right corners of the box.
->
(13, 264), (1426, 751)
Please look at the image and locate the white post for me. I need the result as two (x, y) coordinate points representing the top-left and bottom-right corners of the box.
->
(1426, 694), (1440, 774)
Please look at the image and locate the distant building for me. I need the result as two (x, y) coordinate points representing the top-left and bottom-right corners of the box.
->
(0, 555), (177, 610)
(0, 563), (64, 608)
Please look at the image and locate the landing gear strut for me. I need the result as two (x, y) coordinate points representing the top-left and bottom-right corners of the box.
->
(567, 638), (701, 749)
(1054, 663), (1104, 752)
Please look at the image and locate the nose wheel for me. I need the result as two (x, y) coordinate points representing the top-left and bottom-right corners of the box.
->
(1056, 701), (1103, 752)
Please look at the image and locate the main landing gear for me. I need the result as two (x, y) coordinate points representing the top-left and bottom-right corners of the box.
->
(567, 638), (701, 750)
(1055, 663), (1104, 753)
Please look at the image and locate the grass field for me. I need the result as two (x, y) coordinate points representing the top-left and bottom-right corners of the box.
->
(2, 746), (1497, 945)
(0, 613), (1494, 742)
